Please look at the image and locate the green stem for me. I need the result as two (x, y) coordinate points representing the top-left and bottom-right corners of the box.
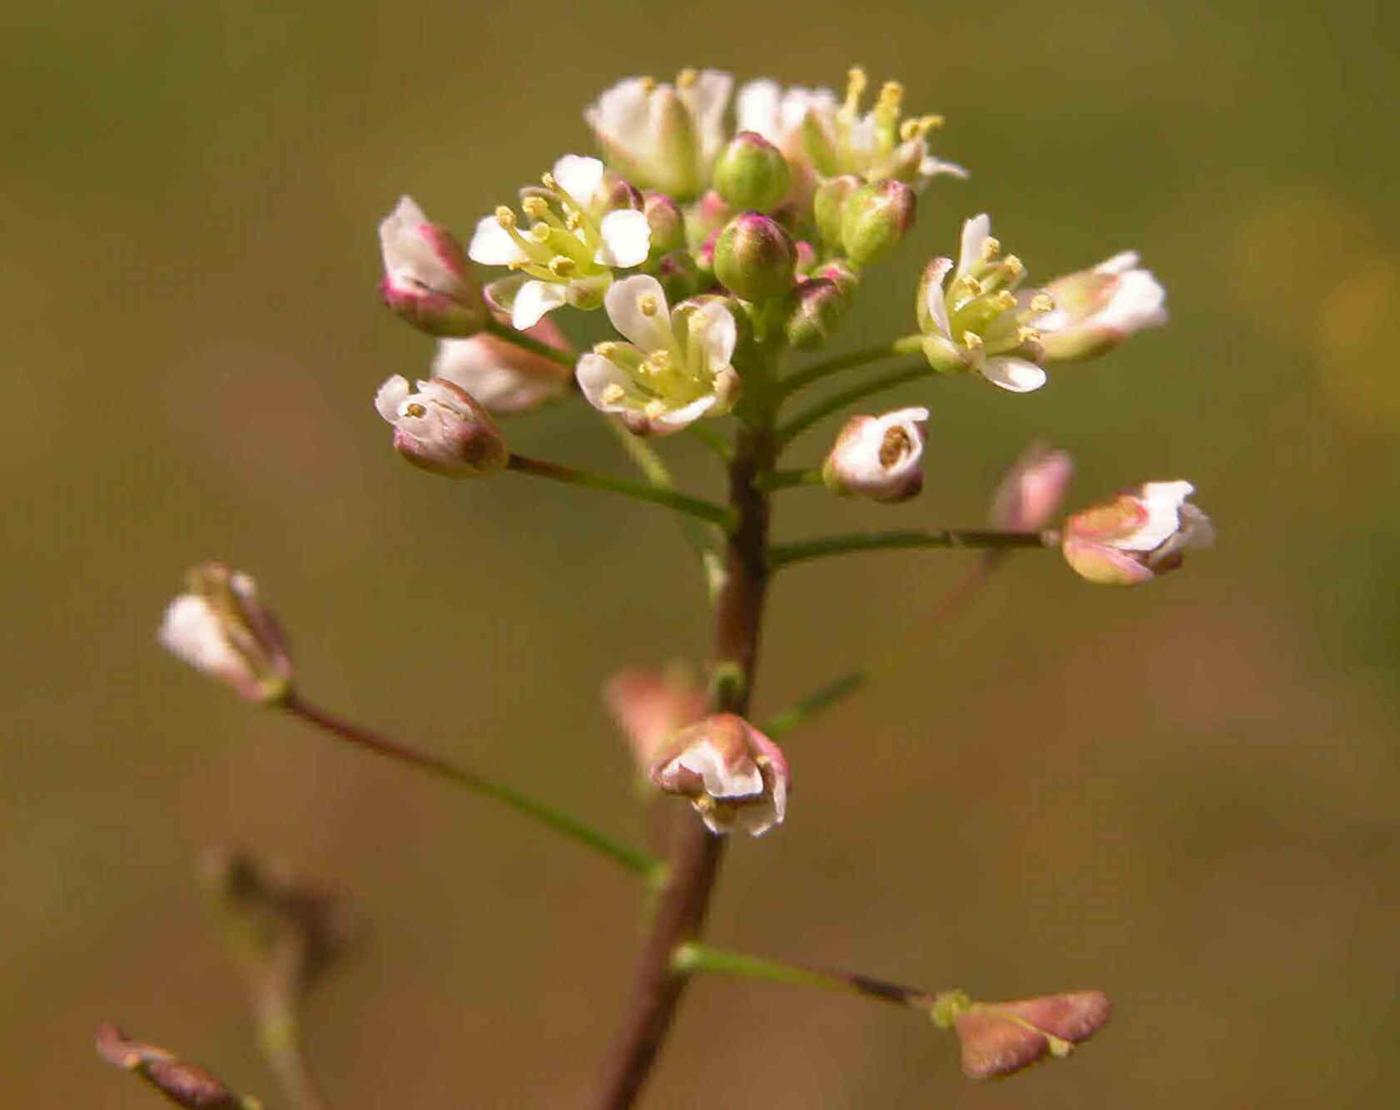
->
(777, 336), (924, 399)
(756, 467), (823, 492)
(686, 422), (734, 461)
(770, 528), (1052, 569)
(777, 359), (935, 447)
(672, 943), (938, 1011)
(284, 695), (660, 880)
(484, 316), (576, 367)
(507, 454), (733, 527)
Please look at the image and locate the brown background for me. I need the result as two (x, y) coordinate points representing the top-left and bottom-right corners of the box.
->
(4, 0), (1397, 1106)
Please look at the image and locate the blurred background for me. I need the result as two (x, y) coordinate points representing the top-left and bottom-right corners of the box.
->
(5, 0), (1397, 1105)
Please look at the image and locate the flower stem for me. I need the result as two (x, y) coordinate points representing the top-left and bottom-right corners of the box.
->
(770, 528), (1052, 569)
(776, 336), (924, 399)
(592, 423), (776, 1109)
(254, 1000), (328, 1110)
(672, 943), (939, 1012)
(756, 467), (823, 492)
(507, 454), (733, 527)
(777, 359), (935, 447)
(283, 695), (659, 879)
(483, 316), (576, 367)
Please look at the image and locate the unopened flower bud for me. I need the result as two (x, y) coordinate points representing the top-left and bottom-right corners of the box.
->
(990, 444), (1074, 531)
(813, 174), (861, 250)
(1036, 252), (1167, 361)
(655, 250), (703, 302)
(786, 276), (851, 349)
(603, 665), (707, 773)
(374, 376), (508, 477)
(713, 131), (792, 214)
(159, 564), (293, 705)
(96, 1025), (258, 1110)
(822, 406), (929, 502)
(650, 714), (790, 836)
(691, 189), (733, 243)
(1062, 480), (1213, 585)
(840, 179), (917, 268)
(643, 192), (686, 259)
(941, 990), (1111, 1079)
(378, 196), (488, 337)
(713, 213), (797, 302)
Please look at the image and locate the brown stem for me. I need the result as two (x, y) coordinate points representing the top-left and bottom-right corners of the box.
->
(591, 425), (775, 1108)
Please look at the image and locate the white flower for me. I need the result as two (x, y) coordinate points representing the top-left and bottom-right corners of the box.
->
(822, 406), (929, 502)
(1036, 251), (1168, 361)
(431, 315), (571, 415)
(576, 275), (739, 436)
(584, 69), (733, 199)
(374, 376), (508, 477)
(159, 564), (293, 703)
(466, 154), (651, 330)
(650, 714), (790, 837)
(736, 79), (839, 155)
(1061, 480), (1214, 586)
(918, 214), (1049, 393)
(378, 196), (486, 336)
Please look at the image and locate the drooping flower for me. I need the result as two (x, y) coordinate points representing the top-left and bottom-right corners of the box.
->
(1036, 251), (1168, 361)
(740, 68), (965, 189)
(158, 564), (293, 704)
(432, 315), (571, 415)
(468, 155), (651, 330)
(603, 665), (708, 773)
(990, 444), (1074, 531)
(373, 376), (508, 477)
(1061, 480), (1214, 585)
(576, 275), (739, 435)
(584, 69), (733, 200)
(936, 990), (1112, 1079)
(378, 196), (488, 337)
(822, 406), (929, 502)
(917, 214), (1050, 393)
(650, 714), (790, 836)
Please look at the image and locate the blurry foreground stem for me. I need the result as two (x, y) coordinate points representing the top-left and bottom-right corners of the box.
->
(770, 528), (1052, 569)
(508, 454), (733, 527)
(283, 695), (659, 879)
(483, 316), (576, 367)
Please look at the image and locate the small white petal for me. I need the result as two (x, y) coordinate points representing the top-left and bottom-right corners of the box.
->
(689, 300), (737, 368)
(374, 375), (411, 422)
(1095, 251), (1141, 276)
(552, 154), (605, 204)
(920, 156), (970, 180)
(924, 257), (954, 336)
(596, 208), (652, 268)
(1125, 481), (1196, 551)
(736, 79), (781, 139)
(511, 281), (568, 330)
(604, 274), (674, 350)
(679, 70), (734, 160)
(576, 352), (634, 414)
(649, 394), (718, 433)
(981, 356), (1047, 393)
(957, 214), (992, 279)
(674, 741), (764, 800)
(159, 596), (237, 675)
(468, 215), (525, 266)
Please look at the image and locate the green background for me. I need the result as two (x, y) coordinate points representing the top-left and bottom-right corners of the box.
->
(5, 0), (1397, 1105)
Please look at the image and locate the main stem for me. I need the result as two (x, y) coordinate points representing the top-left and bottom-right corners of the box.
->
(592, 423), (775, 1109)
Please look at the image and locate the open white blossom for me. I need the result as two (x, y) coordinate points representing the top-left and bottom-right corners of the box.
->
(736, 80), (839, 156)
(918, 214), (1050, 393)
(1062, 481), (1214, 585)
(1036, 252), (1168, 361)
(823, 406), (929, 502)
(576, 275), (739, 435)
(585, 69), (733, 200)
(467, 155), (650, 330)
(650, 714), (790, 837)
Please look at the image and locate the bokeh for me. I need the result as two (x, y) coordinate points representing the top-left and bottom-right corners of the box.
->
(5, 1), (1397, 1105)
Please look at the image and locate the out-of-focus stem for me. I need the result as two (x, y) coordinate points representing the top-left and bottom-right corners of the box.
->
(283, 695), (659, 878)
(507, 454), (733, 527)
(252, 1000), (327, 1110)
(770, 527), (1053, 569)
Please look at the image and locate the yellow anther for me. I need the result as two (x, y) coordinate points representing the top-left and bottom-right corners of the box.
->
(842, 66), (868, 117)
(564, 211), (584, 232)
(600, 383), (627, 405)
(595, 341), (624, 359)
(959, 275), (984, 296)
(644, 399), (669, 418)
(980, 236), (1002, 262)
(640, 75), (657, 94)
(521, 196), (549, 219)
(638, 293), (661, 317)
(1018, 325), (1042, 345)
(529, 223), (552, 243)
(1003, 254), (1024, 279)
(677, 68), (697, 89)
(548, 256), (576, 277)
(898, 118), (924, 141)
(506, 260), (524, 271)
(494, 206), (517, 229)
(962, 330), (984, 349)
(1030, 292), (1056, 313)
(540, 172), (559, 192)
(404, 402), (427, 418)
(994, 290), (1018, 312)
(643, 350), (672, 375)
(876, 81), (904, 120)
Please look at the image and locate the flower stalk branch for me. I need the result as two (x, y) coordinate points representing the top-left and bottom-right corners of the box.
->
(776, 336), (924, 399)
(483, 315), (577, 366)
(283, 695), (659, 879)
(506, 454), (733, 527)
(776, 359), (935, 445)
(770, 528), (1053, 569)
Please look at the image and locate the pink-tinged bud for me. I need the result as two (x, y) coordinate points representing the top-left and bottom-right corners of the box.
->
(948, 991), (1112, 1079)
(432, 314), (571, 416)
(643, 192), (687, 258)
(713, 212), (797, 302)
(813, 174), (862, 251)
(713, 131), (792, 213)
(603, 665), (708, 772)
(97, 1025), (256, 1109)
(158, 564), (293, 705)
(1036, 251), (1167, 361)
(793, 239), (818, 275)
(378, 196), (488, 337)
(991, 444), (1074, 531)
(786, 276), (851, 349)
(1062, 480), (1213, 585)
(691, 189), (733, 242)
(655, 250), (704, 302)
(650, 714), (790, 837)
(374, 376), (508, 477)
(840, 179), (917, 269)
(822, 407), (929, 502)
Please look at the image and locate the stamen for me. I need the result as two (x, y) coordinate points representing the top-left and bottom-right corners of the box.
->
(878, 426), (912, 468)
(962, 330), (984, 349)
(959, 275), (983, 297)
(595, 341), (624, 359)
(980, 236), (1002, 262)
(640, 76), (657, 94)
(1018, 325), (1042, 345)
(644, 399), (669, 419)
(529, 223), (552, 243)
(540, 172), (559, 192)
(638, 293), (661, 317)
(875, 80), (904, 124)
(564, 211), (584, 232)
(842, 66), (868, 119)
(676, 68), (697, 89)
(1003, 254), (1024, 279)
(404, 402), (427, 418)
(521, 196), (549, 219)
(993, 290), (1018, 312)
(548, 256), (576, 277)
(1030, 292), (1055, 313)
(600, 384), (627, 405)
(494, 206), (517, 229)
